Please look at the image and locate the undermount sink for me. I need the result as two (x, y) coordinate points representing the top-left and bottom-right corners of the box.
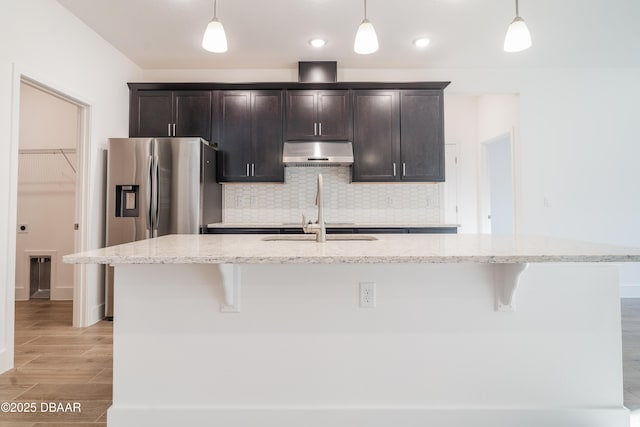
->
(261, 234), (378, 242)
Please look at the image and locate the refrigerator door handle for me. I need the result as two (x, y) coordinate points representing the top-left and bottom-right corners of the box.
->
(147, 155), (154, 235)
(153, 155), (160, 237)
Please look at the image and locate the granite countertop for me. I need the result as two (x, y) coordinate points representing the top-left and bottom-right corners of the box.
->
(206, 223), (460, 229)
(63, 234), (640, 265)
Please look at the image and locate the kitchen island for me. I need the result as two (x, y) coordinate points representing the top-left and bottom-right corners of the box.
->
(64, 234), (640, 427)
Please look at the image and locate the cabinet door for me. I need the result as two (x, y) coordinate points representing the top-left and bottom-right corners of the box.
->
(174, 91), (212, 141)
(352, 90), (400, 182)
(218, 91), (252, 182)
(252, 91), (284, 182)
(285, 90), (316, 140)
(317, 91), (351, 140)
(133, 91), (173, 137)
(400, 90), (444, 181)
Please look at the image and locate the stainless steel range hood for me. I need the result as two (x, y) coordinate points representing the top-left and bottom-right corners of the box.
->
(283, 141), (354, 167)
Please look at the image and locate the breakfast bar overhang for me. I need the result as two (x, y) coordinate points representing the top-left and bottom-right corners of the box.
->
(64, 234), (640, 427)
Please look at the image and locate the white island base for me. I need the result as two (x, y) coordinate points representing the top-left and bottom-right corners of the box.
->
(109, 262), (627, 427)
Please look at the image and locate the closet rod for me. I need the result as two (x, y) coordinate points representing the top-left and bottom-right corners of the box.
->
(18, 148), (76, 154)
(18, 148), (76, 174)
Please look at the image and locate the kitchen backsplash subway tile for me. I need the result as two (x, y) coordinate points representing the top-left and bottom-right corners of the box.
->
(223, 167), (442, 224)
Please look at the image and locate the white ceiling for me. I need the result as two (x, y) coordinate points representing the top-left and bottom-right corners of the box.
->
(56, 0), (640, 70)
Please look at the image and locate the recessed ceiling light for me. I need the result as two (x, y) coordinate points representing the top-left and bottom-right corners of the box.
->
(309, 38), (327, 48)
(413, 37), (431, 48)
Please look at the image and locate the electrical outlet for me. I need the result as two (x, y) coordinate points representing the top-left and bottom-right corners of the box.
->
(360, 282), (376, 308)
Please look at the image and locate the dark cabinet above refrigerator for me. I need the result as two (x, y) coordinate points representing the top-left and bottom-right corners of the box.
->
(129, 90), (212, 141)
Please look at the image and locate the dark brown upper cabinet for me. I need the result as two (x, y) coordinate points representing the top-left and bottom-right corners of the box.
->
(127, 82), (449, 184)
(352, 90), (400, 182)
(130, 90), (212, 141)
(400, 90), (444, 182)
(352, 89), (445, 182)
(217, 90), (283, 183)
(285, 90), (351, 141)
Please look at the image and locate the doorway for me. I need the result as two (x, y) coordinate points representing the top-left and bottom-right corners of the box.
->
(480, 132), (515, 234)
(11, 71), (93, 329)
(16, 82), (79, 302)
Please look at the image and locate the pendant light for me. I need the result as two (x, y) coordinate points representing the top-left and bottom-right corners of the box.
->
(503, 0), (531, 53)
(354, 0), (378, 54)
(202, 0), (228, 53)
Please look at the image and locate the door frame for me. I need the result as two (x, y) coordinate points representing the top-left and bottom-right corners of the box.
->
(442, 142), (459, 226)
(8, 63), (93, 332)
(478, 130), (517, 234)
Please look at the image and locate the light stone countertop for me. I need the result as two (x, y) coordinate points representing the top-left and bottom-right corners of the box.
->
(63, 234), (640, 265)
(206, 223), (460, 228)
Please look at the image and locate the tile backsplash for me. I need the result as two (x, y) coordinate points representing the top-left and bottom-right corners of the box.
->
(223, 167), (443, 224)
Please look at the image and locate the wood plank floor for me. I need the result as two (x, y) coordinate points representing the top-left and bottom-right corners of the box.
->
(1, 299), (640, 426)
(0, 301), (111, 427)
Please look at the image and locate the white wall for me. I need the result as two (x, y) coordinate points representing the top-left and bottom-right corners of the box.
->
(444, 96), (479, 233)
(16, 83), (78, 301)
(477, 95), (519, 143)
(0, 0), (142, 373)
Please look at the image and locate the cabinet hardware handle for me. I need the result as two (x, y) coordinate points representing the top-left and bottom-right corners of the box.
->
(172, 123), (176, 136)
(168, 123), (171, 136)
(246, 163), (250, 177)
(393, 163), (396, 177)
(314, 122), (317, 136)
(251, 163), (255, 177)
(403, 163), (406, 176)
(319, 122), (322, 136)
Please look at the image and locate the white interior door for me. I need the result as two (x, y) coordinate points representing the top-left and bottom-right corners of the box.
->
(485, 135), (514, 234)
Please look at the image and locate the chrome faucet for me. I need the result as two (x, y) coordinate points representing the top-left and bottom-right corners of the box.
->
(302, 174), (326, 242)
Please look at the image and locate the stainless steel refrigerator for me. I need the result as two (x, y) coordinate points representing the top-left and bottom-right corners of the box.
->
(105, 137), (221, 318)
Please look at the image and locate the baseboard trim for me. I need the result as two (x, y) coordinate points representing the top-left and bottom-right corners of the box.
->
(0, 348), (13, 375)
(52, 287), (73, 300)
(107, 407), (630, 427)
(86, 303), (105, 326)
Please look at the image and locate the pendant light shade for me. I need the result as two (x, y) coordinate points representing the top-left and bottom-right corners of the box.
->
(354, 0), (378, 54)
(503, 0), (531, 53)
(202, 0), (227, 53)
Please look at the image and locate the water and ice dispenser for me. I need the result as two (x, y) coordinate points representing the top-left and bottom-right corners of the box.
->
(115, 185), (139, 217)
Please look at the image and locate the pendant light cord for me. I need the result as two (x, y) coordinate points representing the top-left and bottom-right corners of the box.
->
(214, 0), (218, 19)
(515, 0), (519, 17)
(364, 0), (368, 19)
